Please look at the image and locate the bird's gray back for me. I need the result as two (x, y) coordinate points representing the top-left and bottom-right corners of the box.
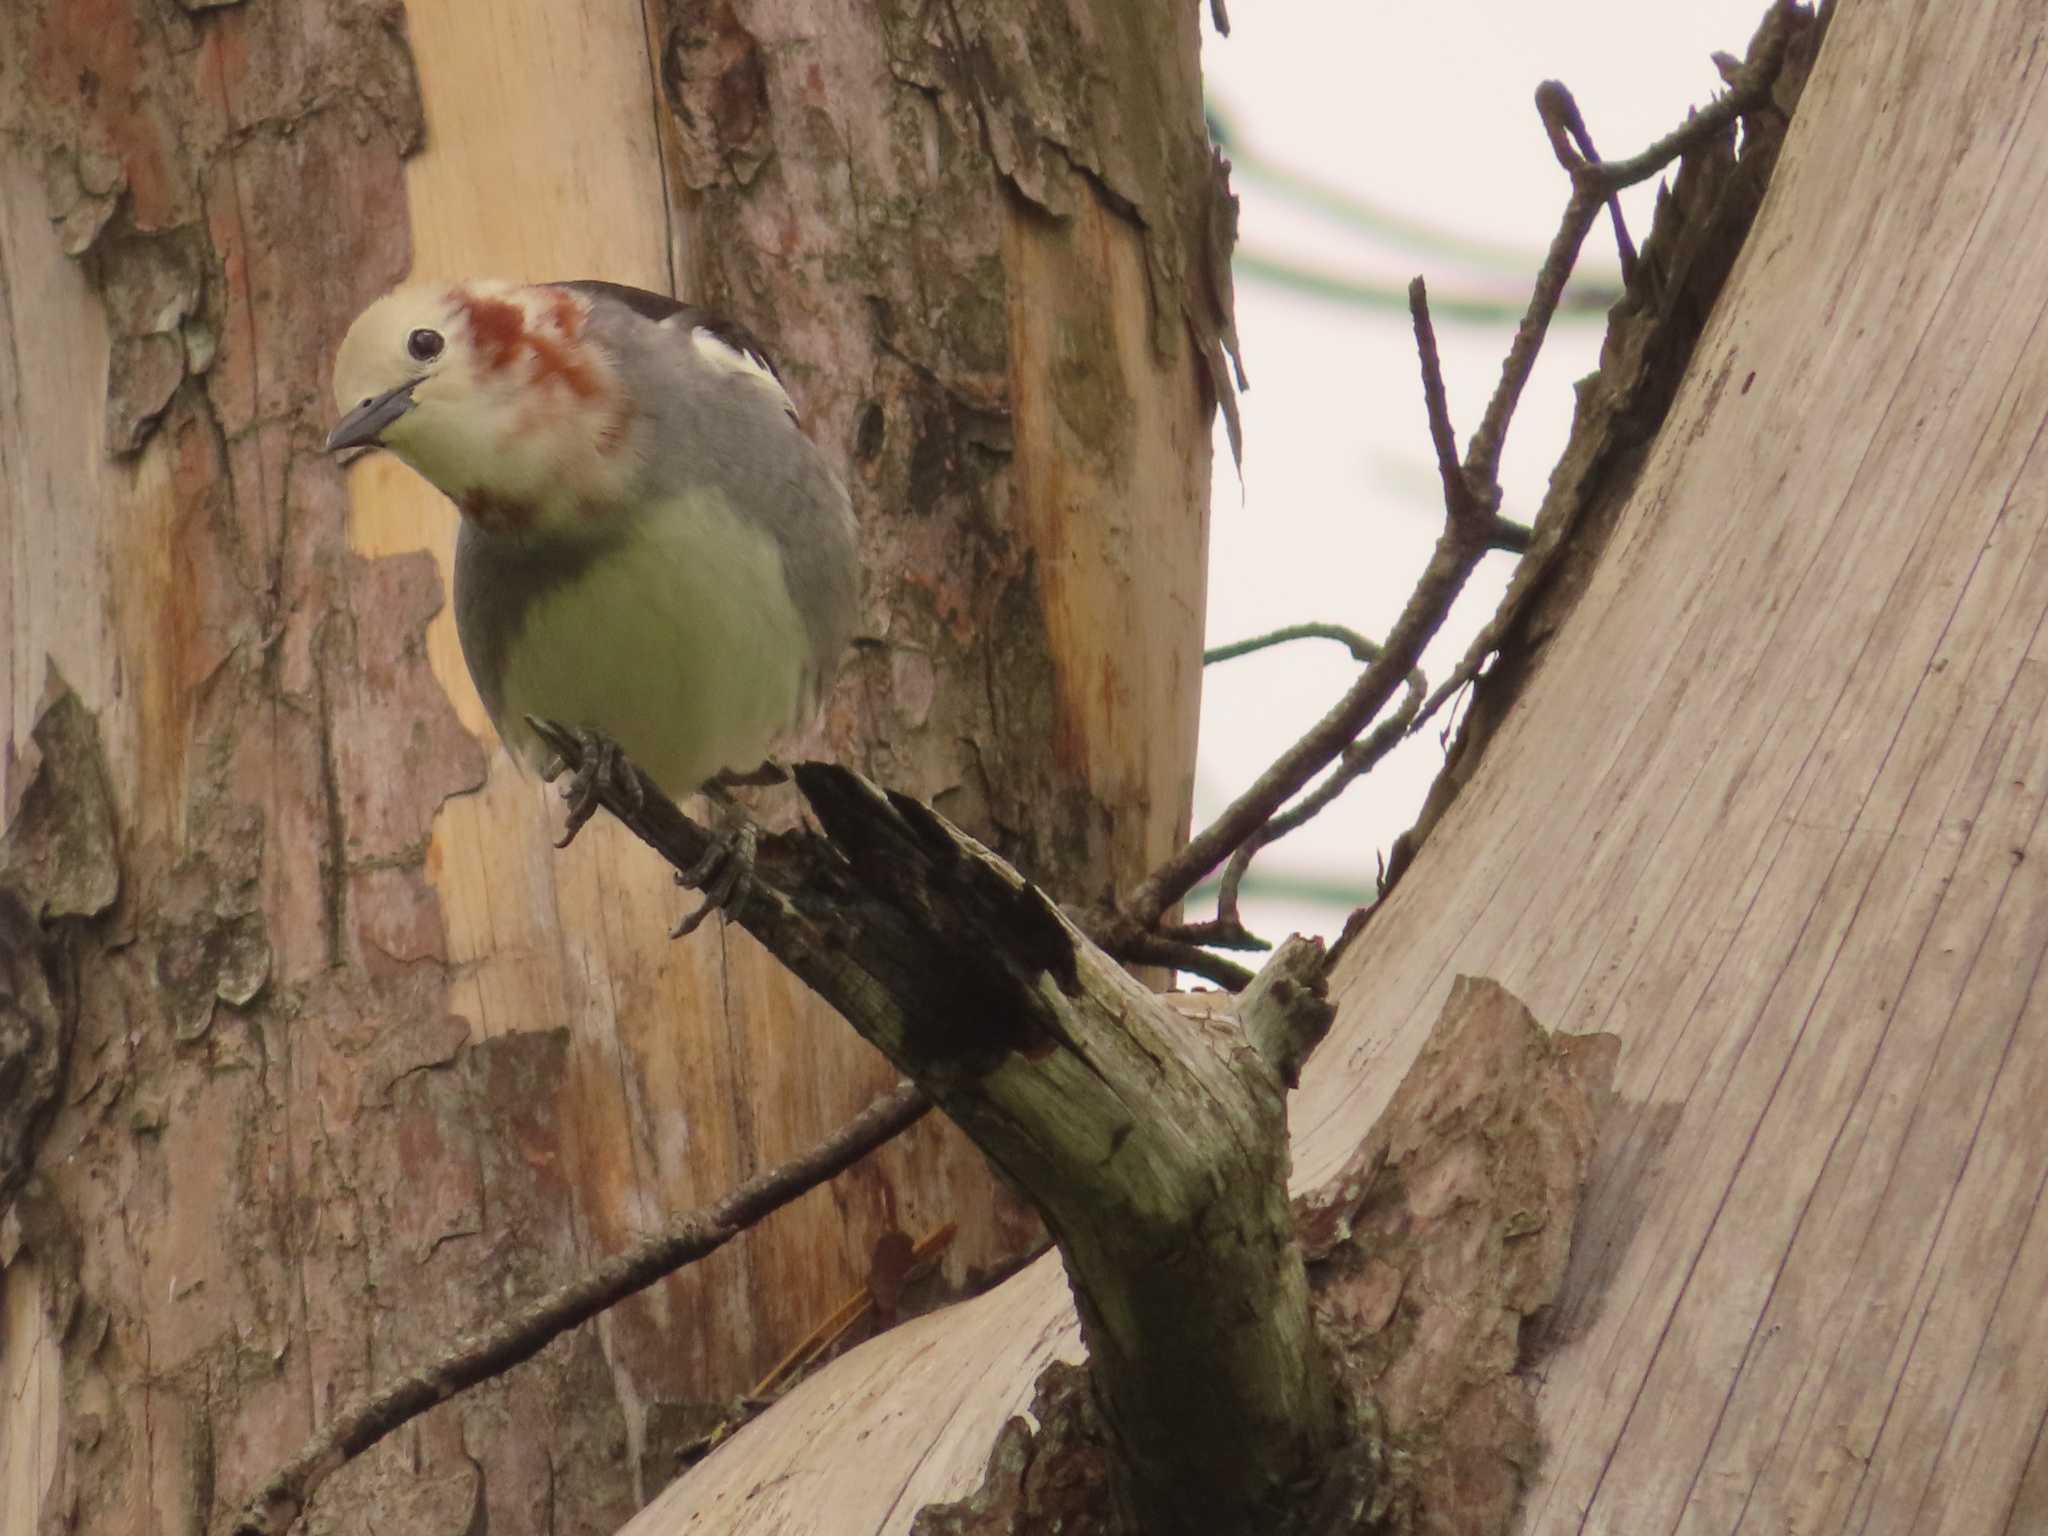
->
(583, 290), (860, 704)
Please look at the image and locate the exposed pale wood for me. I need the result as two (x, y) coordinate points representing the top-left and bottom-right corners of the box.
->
(0, 1245), (59, 1536)
(628, 2), (2048, 1530)
(1315, 6), (2048, 1528)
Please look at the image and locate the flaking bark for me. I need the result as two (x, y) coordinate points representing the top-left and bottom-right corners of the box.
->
(0, 1), (1219, 1532)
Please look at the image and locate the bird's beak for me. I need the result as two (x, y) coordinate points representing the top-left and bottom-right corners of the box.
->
(325, 381), (419, 453)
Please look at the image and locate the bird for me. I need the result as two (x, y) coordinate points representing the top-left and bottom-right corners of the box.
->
(326, 279), (859, 927)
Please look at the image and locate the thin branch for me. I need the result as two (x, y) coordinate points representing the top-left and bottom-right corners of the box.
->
(1120, 285), (1493, 931)
(1156, 913), (1271, 953)
(1123, 545), (1470, 932)
(224, 1080), (932, 1536)
(1588, 0), (1799, 191)
(1410, 276), (1483, 526)
(1205, 622), (1383, 668)
(1461, 186), (1605, 499)
(1536, 80), (1638, 283)
(1489, 516), (1535, 554)
(1102, 928), (1258, 991)
(1211, 668), (1424, 931)
(1124, 23), (1806, 941)
(1465, 8), (1794, 499)
(1406, 4), (1804, 748)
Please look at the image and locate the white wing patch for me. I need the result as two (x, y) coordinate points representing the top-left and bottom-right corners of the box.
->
(688, 325), (799, 421)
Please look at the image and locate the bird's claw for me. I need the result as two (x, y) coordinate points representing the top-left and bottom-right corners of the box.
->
(670, 794), (761, 939)
(533, 720), (644, 848)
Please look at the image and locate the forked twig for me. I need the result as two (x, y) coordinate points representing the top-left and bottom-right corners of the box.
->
(1119, 4), (1805, 955)
(1120, 279), (1496, 937)
(1410, 1), (1803, 740)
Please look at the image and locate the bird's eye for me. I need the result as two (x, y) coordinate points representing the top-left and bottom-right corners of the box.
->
(407, 328), (445, 363)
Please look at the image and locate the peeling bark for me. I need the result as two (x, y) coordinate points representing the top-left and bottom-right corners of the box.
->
(655, 0), (1221, 898)
(1, 1), (1216, 1533)
(1299, 979), (1615, 1535)
(611, 8), (2048, 1532)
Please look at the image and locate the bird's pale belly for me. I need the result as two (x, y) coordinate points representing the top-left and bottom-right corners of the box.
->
(485, 498), (812, 799)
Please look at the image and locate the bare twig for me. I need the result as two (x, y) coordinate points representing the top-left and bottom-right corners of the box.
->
(1490, 516), (1535, 554)
(1469, 9), (1792, 504)
(1122, 612), (1422, 927)
(1590, 4), (1798, 191)
(1536, 80), (1638, 283)
(1411, 276), (1483, 525)
(224, 1080), (932, 1536)
(1409, 4), (1803, 744)
(1211, 668), (1425, 931)
(1205, 622), (1383, 667)
(1101, 925), (1259, 990)
(1156, 913), (1271, 952)
(1462, 186), (1605, 500)
(1122, 17), (1806, 947)
(1120, 282), (1492, 931)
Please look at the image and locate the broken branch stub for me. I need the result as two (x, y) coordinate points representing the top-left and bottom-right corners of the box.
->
(788, 766), (1352, 1534)
(529, 734), (1360, 1533)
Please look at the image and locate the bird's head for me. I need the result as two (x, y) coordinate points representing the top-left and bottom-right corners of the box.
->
(328, 281), (635, 535)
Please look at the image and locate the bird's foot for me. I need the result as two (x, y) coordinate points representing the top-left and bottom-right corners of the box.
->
(532, 719), (645, 848)
(671, 786), (761, 939)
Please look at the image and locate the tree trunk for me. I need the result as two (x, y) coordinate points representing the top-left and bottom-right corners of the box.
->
(621, 1), (2048, 1530)
(0, 2), (1218, 1533)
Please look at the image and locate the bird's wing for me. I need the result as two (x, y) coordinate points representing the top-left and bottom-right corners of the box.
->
(550, 280), (787, 386)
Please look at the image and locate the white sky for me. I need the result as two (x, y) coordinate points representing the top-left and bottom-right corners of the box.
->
(1192, 2), (1779, 948)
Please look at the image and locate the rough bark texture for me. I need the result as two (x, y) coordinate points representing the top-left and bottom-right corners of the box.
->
(894, 978), (1615, 1536)
(652, 0), (1229, 891)
(737, 787), (1345, 1534)
(0, 2), (1217, 1533)
(1296, 980), (1615, 1536)
(1352, 5), (2048, 1525)
(590, 2), (2048, 1532)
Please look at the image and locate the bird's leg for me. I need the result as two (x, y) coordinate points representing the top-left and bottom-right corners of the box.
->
(670, 783), (761, 939)
(534, 721), (645, 848)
